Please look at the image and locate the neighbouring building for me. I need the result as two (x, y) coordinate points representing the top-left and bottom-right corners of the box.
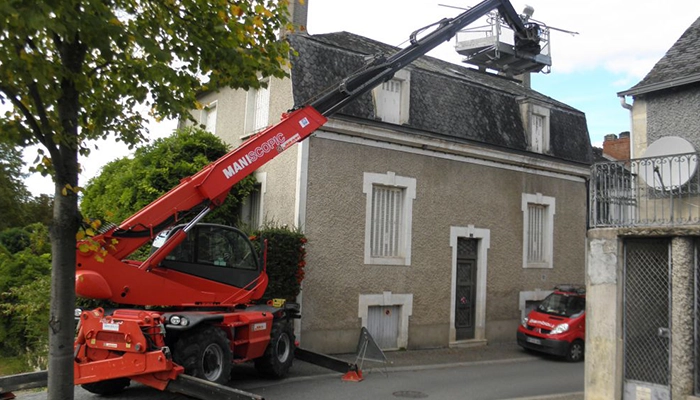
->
(586, 15), (700, 400)
(181, 10), (593, 354)
(602, 132), (631, 161)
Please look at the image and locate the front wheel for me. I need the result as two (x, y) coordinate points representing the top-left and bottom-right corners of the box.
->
(173, 326), (233, 384)
(254, 320), (295, 378)
(566, 339), (584, 362)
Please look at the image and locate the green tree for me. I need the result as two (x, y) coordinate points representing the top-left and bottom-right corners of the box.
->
(22, 194), (54, 227)
(0, 1), (293, 397)
(0, 142), (30, 230)
(0, 223), (51, 368)
(81, 127), (255, 230)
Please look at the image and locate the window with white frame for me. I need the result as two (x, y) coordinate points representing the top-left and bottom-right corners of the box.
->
(239, 184), (262, 228)
(531, 113), (546, 152)
(239, 172), (266, 229)
(245, 80), (270, 135)
(518, 99), (550, 154)
(363, 172), (416, 265)
(201, 101), (217, 134)
(521, 193), (555, 269)
(373, 70), (410, 125)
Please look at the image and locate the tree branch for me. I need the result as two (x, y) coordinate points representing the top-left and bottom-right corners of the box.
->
(87, 60), (112, 78)
(0, 83), (50, 148)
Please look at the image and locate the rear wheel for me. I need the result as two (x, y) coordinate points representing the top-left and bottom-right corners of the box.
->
(173, 326), (232, 384)
(566, 339), (584, 362)
(255, 320), (295, 378)
(81, 378), (130, 395)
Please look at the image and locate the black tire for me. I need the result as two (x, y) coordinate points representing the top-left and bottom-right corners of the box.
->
(81, 378), (130, 395)
(566, 339), (584, 362)
(254, 320), (295, 379)
(173, 325), (233, 384)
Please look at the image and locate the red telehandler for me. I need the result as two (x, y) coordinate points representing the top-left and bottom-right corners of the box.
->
(0, 1), (548, 399)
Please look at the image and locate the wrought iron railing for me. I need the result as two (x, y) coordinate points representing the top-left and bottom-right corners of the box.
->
(590, 152), (700, 228)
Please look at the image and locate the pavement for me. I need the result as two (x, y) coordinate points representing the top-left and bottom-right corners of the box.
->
(283, 342), (584, 400)
(5, 342), (584, 400)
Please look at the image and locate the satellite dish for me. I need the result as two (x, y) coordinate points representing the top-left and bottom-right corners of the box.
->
(640, 136), (697, 191)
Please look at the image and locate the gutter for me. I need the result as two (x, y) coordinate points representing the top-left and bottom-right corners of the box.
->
(617, 72), (700, 97)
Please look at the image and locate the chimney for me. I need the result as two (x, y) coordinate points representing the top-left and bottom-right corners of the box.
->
(516, 72), (531, 89)
(603, 132), (630, 160)
(281, 0), (308, 37)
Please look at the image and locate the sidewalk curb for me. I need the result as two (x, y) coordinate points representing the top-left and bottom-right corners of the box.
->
(498, 391), (584, 400)
(245, 356), (536, 389)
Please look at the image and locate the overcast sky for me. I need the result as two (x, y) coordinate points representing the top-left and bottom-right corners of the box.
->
(23, 0), (700, 195)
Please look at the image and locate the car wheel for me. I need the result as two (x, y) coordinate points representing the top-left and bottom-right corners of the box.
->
(173, 325), (233, 384)
(81, 378), (130, 395)
(255, 320), (295, 378)
(566, 339), (584, 362)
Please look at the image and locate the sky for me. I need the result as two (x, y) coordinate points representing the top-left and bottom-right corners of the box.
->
(22, 0), (700, 196)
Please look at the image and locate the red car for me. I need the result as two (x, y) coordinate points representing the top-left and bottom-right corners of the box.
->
(517, 286), (585, 362)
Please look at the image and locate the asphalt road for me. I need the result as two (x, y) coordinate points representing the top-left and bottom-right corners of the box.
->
(17, 356), (583, 400)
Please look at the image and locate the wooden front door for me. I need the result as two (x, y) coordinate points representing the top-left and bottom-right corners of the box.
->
(455, 238), (477, 341)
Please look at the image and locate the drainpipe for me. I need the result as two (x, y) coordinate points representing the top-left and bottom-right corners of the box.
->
(619, 95), (634, 159)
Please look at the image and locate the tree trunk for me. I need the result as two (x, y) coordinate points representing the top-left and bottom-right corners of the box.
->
(47, 35), (84, 400)
(47, 175), (79, 400)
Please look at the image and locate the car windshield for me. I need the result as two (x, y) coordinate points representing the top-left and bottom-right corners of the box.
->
(537, 293), (585, 317)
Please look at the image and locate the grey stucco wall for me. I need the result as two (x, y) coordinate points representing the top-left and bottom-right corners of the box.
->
(646, 84), (700, 150)
(299, 135), (587, 352)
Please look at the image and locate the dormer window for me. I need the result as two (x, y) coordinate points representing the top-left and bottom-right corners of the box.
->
(518, 98), (550, 154)
(373, 70), (410, 124)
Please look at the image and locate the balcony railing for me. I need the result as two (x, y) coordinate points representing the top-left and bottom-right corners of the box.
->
(590, 152), (700, 228)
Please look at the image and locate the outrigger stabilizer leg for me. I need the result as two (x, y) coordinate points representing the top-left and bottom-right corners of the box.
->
(294, 348), (363, 382)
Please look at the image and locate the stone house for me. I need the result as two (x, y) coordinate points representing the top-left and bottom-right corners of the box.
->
(182, 26), (592, 353)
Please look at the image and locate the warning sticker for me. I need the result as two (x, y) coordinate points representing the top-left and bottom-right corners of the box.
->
(102, 322), (120, 332)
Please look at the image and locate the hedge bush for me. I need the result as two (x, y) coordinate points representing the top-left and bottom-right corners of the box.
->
(249, 226), (307, 302)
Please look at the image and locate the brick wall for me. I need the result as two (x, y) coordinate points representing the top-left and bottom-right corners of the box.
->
(603, 133), (630, 160)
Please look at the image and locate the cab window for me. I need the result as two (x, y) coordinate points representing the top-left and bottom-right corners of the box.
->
(163, 225), (256, 271)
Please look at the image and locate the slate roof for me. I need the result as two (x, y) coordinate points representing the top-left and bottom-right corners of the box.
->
(287, 32), (592, 165)
(620, 16), (700, 96)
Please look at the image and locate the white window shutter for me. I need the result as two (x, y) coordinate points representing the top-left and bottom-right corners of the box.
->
(376, 79), (402, 124)
(371, 185), (404, 258)
(531, 114), (544, 153)
(527, 203), (546, 263)
(253, 86), (270, 132)
(204, 104), (217, 134)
